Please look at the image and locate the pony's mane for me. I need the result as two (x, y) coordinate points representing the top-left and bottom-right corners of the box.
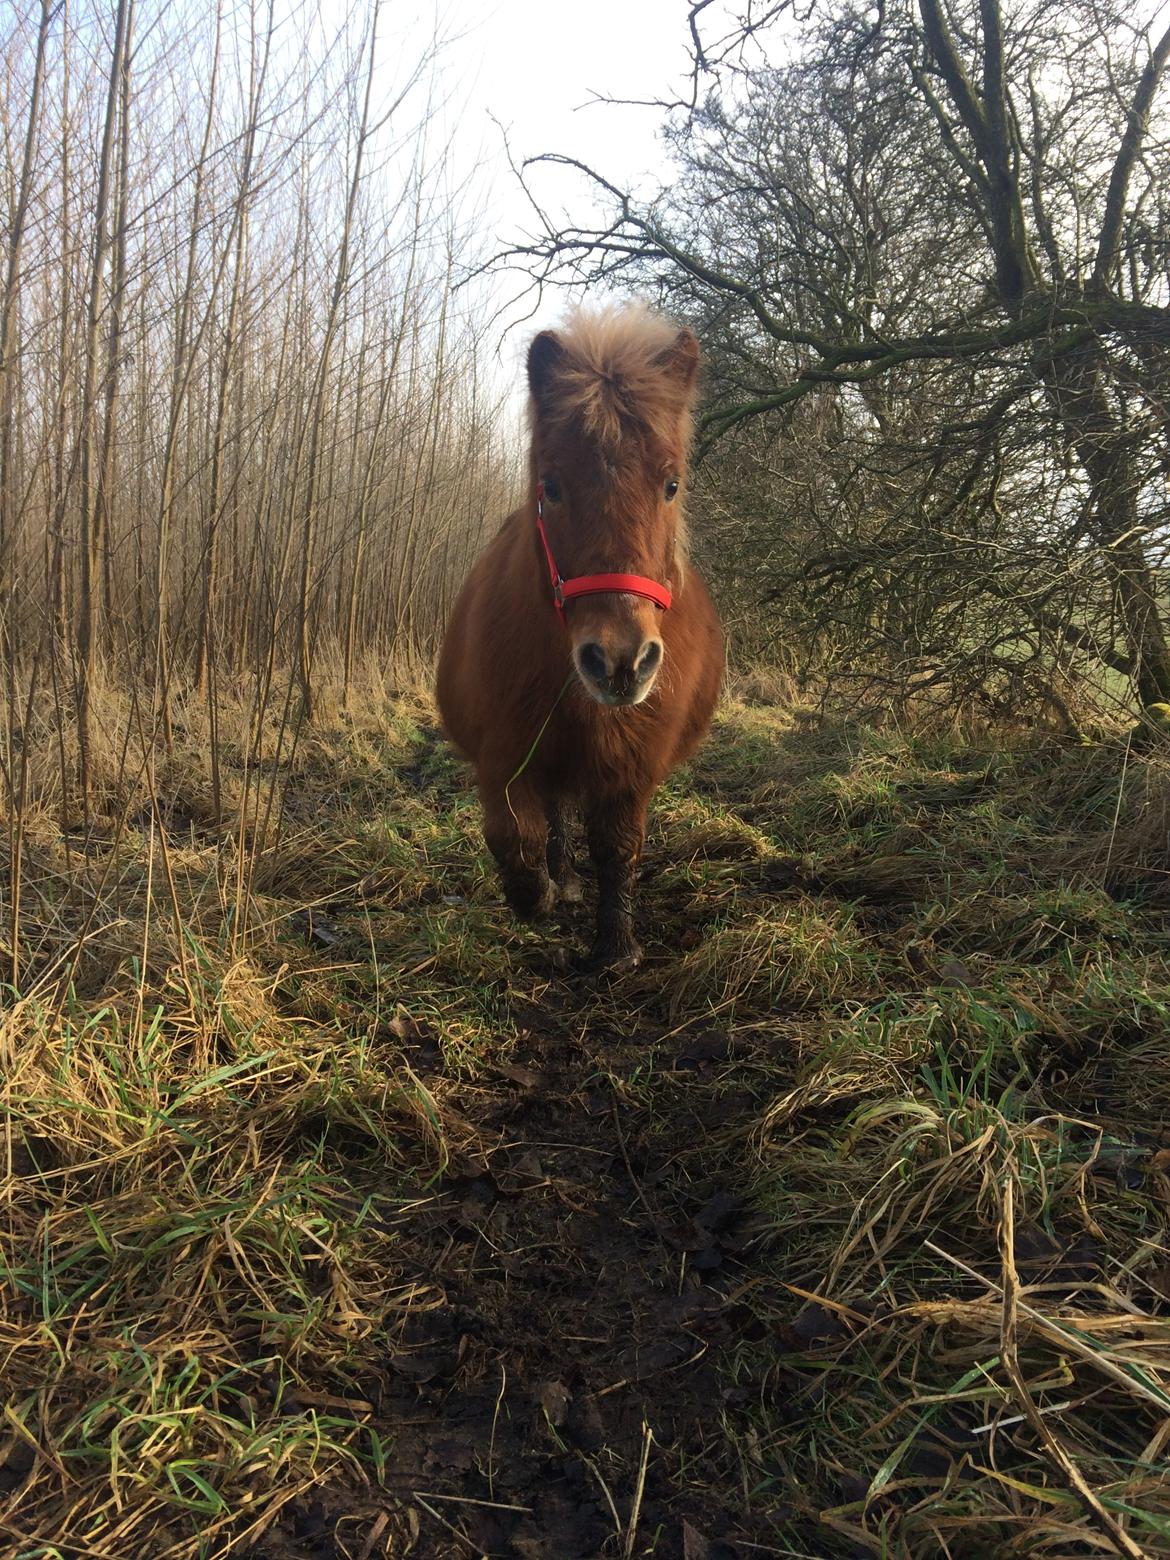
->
(532, 303), (696, 455)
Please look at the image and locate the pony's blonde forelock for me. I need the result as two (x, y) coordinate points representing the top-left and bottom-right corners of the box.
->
(529, 302), (698, 456)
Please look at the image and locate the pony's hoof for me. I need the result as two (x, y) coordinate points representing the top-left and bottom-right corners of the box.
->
(589, 939), (643, 976)
(556, 871), (585, 905)
(504, 876), (556, 921)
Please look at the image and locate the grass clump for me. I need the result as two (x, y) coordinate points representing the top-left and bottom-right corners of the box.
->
(667, 901), (878, 1018)
(684, 702), (1170, 1557)
(0, 670), (498, 1554)
(2, 676), (1170, 1555)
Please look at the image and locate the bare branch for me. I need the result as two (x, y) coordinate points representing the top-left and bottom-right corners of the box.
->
(1093, 17), (1170, 289)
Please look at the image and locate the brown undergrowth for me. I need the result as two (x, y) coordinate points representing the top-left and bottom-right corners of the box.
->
(2, 669), (1170, 1557)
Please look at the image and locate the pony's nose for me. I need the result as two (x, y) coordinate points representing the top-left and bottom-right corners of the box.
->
(578, 642), (608, 685)
(637, 640), (662, 678)
(576, 637), (664, 701)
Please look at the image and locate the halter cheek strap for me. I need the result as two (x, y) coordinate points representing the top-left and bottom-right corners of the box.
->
(534, 482), (674, 623)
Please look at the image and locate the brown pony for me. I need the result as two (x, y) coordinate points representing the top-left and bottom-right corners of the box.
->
(436, 305), (723, 969)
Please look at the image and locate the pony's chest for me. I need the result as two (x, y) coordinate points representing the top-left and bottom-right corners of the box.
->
(546, 702), (662, 789)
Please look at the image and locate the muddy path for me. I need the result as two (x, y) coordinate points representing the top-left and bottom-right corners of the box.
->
(381, 1000), (786, 1560)
(244, 719), (833, 1557)
(255, 978), (792, 1559)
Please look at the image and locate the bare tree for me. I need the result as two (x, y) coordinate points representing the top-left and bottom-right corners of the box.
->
(0, 0), (509, 793)
(76, 0), (132, 789)
(499, 0), (1170, 716)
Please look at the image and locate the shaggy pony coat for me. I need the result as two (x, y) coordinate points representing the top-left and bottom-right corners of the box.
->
(436, 306), (724, 968)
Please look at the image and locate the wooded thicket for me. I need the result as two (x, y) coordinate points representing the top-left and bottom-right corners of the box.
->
(5, 0), (1170, 755)
(0, 0), (511, 798)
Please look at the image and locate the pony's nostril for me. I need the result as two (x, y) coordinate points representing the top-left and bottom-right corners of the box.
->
(637, 641), (663, 678)
(579, 642), (608, 684)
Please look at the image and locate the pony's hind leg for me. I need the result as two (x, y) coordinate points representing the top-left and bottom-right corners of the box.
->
(481, 779), (555, 920)
(546, 796), (584, 904)
(585, 789), (649, 971)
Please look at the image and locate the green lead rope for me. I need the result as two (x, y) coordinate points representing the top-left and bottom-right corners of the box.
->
(504, 671), (575, 825)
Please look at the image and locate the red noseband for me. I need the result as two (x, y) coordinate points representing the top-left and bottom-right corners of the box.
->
(534, 482), (673, 622)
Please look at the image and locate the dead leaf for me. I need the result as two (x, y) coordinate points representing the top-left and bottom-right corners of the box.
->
(492, 1061), (544, 1090)
(778, 1301), (853, 1351)
(289, 908), (340, 947)
(1013, 1223), (1062, 1270)
(385, 1010), (443, 1070)
(511, 1149), (544, 1180)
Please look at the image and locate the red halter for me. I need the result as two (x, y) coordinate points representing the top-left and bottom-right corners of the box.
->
(534, 482), (673, 623)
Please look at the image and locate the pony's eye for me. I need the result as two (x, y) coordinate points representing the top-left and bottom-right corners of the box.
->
(542, 478), (562, 505)
(664, 477), (680, 501)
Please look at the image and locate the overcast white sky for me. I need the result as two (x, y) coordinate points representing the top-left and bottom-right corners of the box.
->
(395, 0), (708, 364)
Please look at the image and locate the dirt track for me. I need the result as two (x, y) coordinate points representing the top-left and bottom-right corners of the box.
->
(254, 969), (788, 1559)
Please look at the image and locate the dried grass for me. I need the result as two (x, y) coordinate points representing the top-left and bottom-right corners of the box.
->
(2, 677), (1169, 1555)
(678, 702), (1170, 1557)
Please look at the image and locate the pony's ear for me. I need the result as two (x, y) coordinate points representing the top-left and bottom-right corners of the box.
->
(527, 330), (566, 403)
(657, 327), (700, 393)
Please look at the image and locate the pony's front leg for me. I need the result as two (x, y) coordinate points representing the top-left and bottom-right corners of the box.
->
(585, 791), (648, 971)
(546, 796), (584, 904)
(482, 780), (555, 921)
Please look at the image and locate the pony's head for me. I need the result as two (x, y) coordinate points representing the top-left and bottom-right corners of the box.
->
(526, 304), (700, 707)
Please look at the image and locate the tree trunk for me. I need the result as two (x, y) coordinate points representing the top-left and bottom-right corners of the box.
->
(77, 0), (132, 796)
(1044, 342), (1170, 704)
(295, 0), (381, 719)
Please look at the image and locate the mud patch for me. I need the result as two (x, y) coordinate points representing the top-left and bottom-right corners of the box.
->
(249, 1013), (787, 1558)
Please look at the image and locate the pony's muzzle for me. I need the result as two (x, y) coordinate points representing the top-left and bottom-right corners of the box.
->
(575, 636), (663, 706)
